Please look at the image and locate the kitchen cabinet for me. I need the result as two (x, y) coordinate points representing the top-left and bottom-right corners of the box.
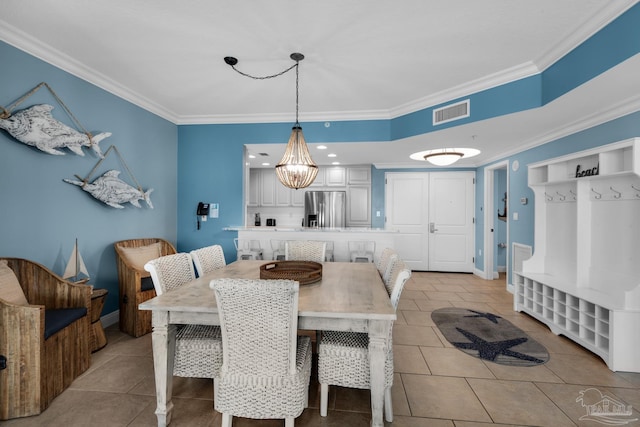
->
(291, 188), (305, 207)
(260, 169), (276, 206)
(248, 169), (260, 207)
(325, 167), (346, 186)
(348, 166), (371, 184)
(253, 168), (306, 207)
(514, 137), (640, 372)
(309, 168), (325, 187)
(249, 166), (370, 216)
(346, 185), (371, 227)
(275, 179), (291, 206)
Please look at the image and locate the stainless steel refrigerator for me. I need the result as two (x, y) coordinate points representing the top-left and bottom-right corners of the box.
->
(304, 191), (346, 228)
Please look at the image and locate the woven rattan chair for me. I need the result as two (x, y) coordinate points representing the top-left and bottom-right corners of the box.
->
(210, 278), (312, 427)
(0, 258), (91, 420)
(190, 244), (226, 276)
(144, 253), (222, 380)
(318, 259), (411, 422)
(114, 238), (176, 337)
(285, 240), (326, 263)
(376, 247), (398, 286)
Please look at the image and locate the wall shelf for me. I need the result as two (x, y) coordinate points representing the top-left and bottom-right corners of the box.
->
(515, 137), (640, 372)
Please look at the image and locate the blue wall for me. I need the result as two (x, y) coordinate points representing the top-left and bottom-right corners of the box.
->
(0, 41), (177, 315)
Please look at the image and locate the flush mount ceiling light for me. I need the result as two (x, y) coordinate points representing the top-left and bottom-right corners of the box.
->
(424, 151), (463, 166)
(410, 148), (480, 166)
(224, 53), (318, 189)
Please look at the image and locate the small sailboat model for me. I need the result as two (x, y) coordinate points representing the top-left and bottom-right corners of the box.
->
(64, 238), (90, 284)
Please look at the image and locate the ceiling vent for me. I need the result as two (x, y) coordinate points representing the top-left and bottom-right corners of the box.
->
(258, 152), (270, 157)
(433, 99), (470, 125)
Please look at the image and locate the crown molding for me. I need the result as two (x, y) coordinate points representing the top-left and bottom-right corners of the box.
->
(388, 61), (541, 119)
(0, 20), (179, 123)
(534, 0), (639, 71)
(479, 93), (640, 166)
(176, 109), (391, 125)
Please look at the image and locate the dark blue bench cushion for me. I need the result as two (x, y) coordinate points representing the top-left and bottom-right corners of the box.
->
(141, 276), (155, 292)
(44, 308), (88, 340)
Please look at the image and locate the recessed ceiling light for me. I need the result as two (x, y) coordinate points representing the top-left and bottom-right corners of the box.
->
(332, 161), (340, 165)
(261, 162), (270, 166)
(248, 154), (256, 159)
(328, 153), (337, 158)
(317, 145), (327, 150)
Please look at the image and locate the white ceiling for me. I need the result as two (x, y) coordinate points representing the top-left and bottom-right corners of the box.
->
(1, 1), (639, 168)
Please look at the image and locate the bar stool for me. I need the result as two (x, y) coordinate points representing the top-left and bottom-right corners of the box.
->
(349, 240), (375, 263)
(324, 241), (335, 262)
(312, 240), (334, 262)
(270, 239), (286, 260)
(234, 238), (263, 260)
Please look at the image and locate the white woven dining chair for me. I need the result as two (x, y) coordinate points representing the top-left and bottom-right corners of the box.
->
(285, 240), (326, 263)
(210, 278), (312, 427)
(190, 244), (226, 276)
(317, 259), (411, 422)
(144, 253), (223, 380)
(376, 247), (398, 284)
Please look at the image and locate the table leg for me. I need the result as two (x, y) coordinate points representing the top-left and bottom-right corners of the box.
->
(368, 319), (391, 427)
(151, 311), (176, 427)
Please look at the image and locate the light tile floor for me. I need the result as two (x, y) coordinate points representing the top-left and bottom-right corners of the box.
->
(4, 272), (640, 426)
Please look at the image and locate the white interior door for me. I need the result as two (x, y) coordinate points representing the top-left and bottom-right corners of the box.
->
(385, 173), (430, 270)
(428, 172), (475, 272)
(386, 171), (475, 272)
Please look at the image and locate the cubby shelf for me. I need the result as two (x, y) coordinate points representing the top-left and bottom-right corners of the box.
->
(515, 138), (640, 373)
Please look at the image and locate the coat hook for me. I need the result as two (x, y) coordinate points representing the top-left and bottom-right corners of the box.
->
(591, 188), (602, 199)
(610, 186), (621, 199)
(556, 191), (566, 201)
(631, 184), (640, 198)
(569, 189), (577, 200)
(544, 192), (553, 201)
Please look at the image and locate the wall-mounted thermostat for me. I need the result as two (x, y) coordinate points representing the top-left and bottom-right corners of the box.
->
(520, 197), (528, 205)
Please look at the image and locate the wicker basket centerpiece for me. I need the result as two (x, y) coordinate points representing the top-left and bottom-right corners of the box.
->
(259, 261), (322, 285)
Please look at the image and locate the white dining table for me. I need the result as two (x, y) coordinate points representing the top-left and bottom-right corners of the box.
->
(139, 260), (396, 427)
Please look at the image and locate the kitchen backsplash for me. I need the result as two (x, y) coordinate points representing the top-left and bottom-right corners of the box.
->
(246, 206), (305, 228)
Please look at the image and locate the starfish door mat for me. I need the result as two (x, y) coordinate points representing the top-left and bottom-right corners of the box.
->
(431, 307), (549, 367)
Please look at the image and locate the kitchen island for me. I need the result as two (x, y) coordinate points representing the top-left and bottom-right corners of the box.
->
(226, 227), (399, 262)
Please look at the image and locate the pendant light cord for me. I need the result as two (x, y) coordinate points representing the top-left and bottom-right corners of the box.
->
(295, 60), (300, 126)
(224, 53), (303, 125)
(226, 61), (298, 81)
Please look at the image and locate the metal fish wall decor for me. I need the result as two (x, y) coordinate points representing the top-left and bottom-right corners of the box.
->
(64, 170), (154, 209)
(0, 104), (110, 157)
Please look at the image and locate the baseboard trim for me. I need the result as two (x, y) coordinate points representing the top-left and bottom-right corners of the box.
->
(101, 310), (119, 328)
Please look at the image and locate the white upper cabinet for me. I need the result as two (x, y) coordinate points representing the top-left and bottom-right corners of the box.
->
(248, 169), (260, 207)
(260, 169), (276, 206)
(275, 179), (291, 206)
(347, 166), (371, 184)
(346, 185), (371, 227)
(309, 168), (325, 187)
(325, 167), (346, 186)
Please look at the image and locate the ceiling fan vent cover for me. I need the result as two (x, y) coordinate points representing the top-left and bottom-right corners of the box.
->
(433, 99), (470, 125)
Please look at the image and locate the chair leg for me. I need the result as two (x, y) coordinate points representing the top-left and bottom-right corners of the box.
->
(384, 386), (393, 422)
(285, 417), (295, 427)
(221, 413), (232, 427)
(320, 383), (329, 416)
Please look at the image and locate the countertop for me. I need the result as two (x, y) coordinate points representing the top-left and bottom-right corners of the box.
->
(224, 226), (398, 233)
